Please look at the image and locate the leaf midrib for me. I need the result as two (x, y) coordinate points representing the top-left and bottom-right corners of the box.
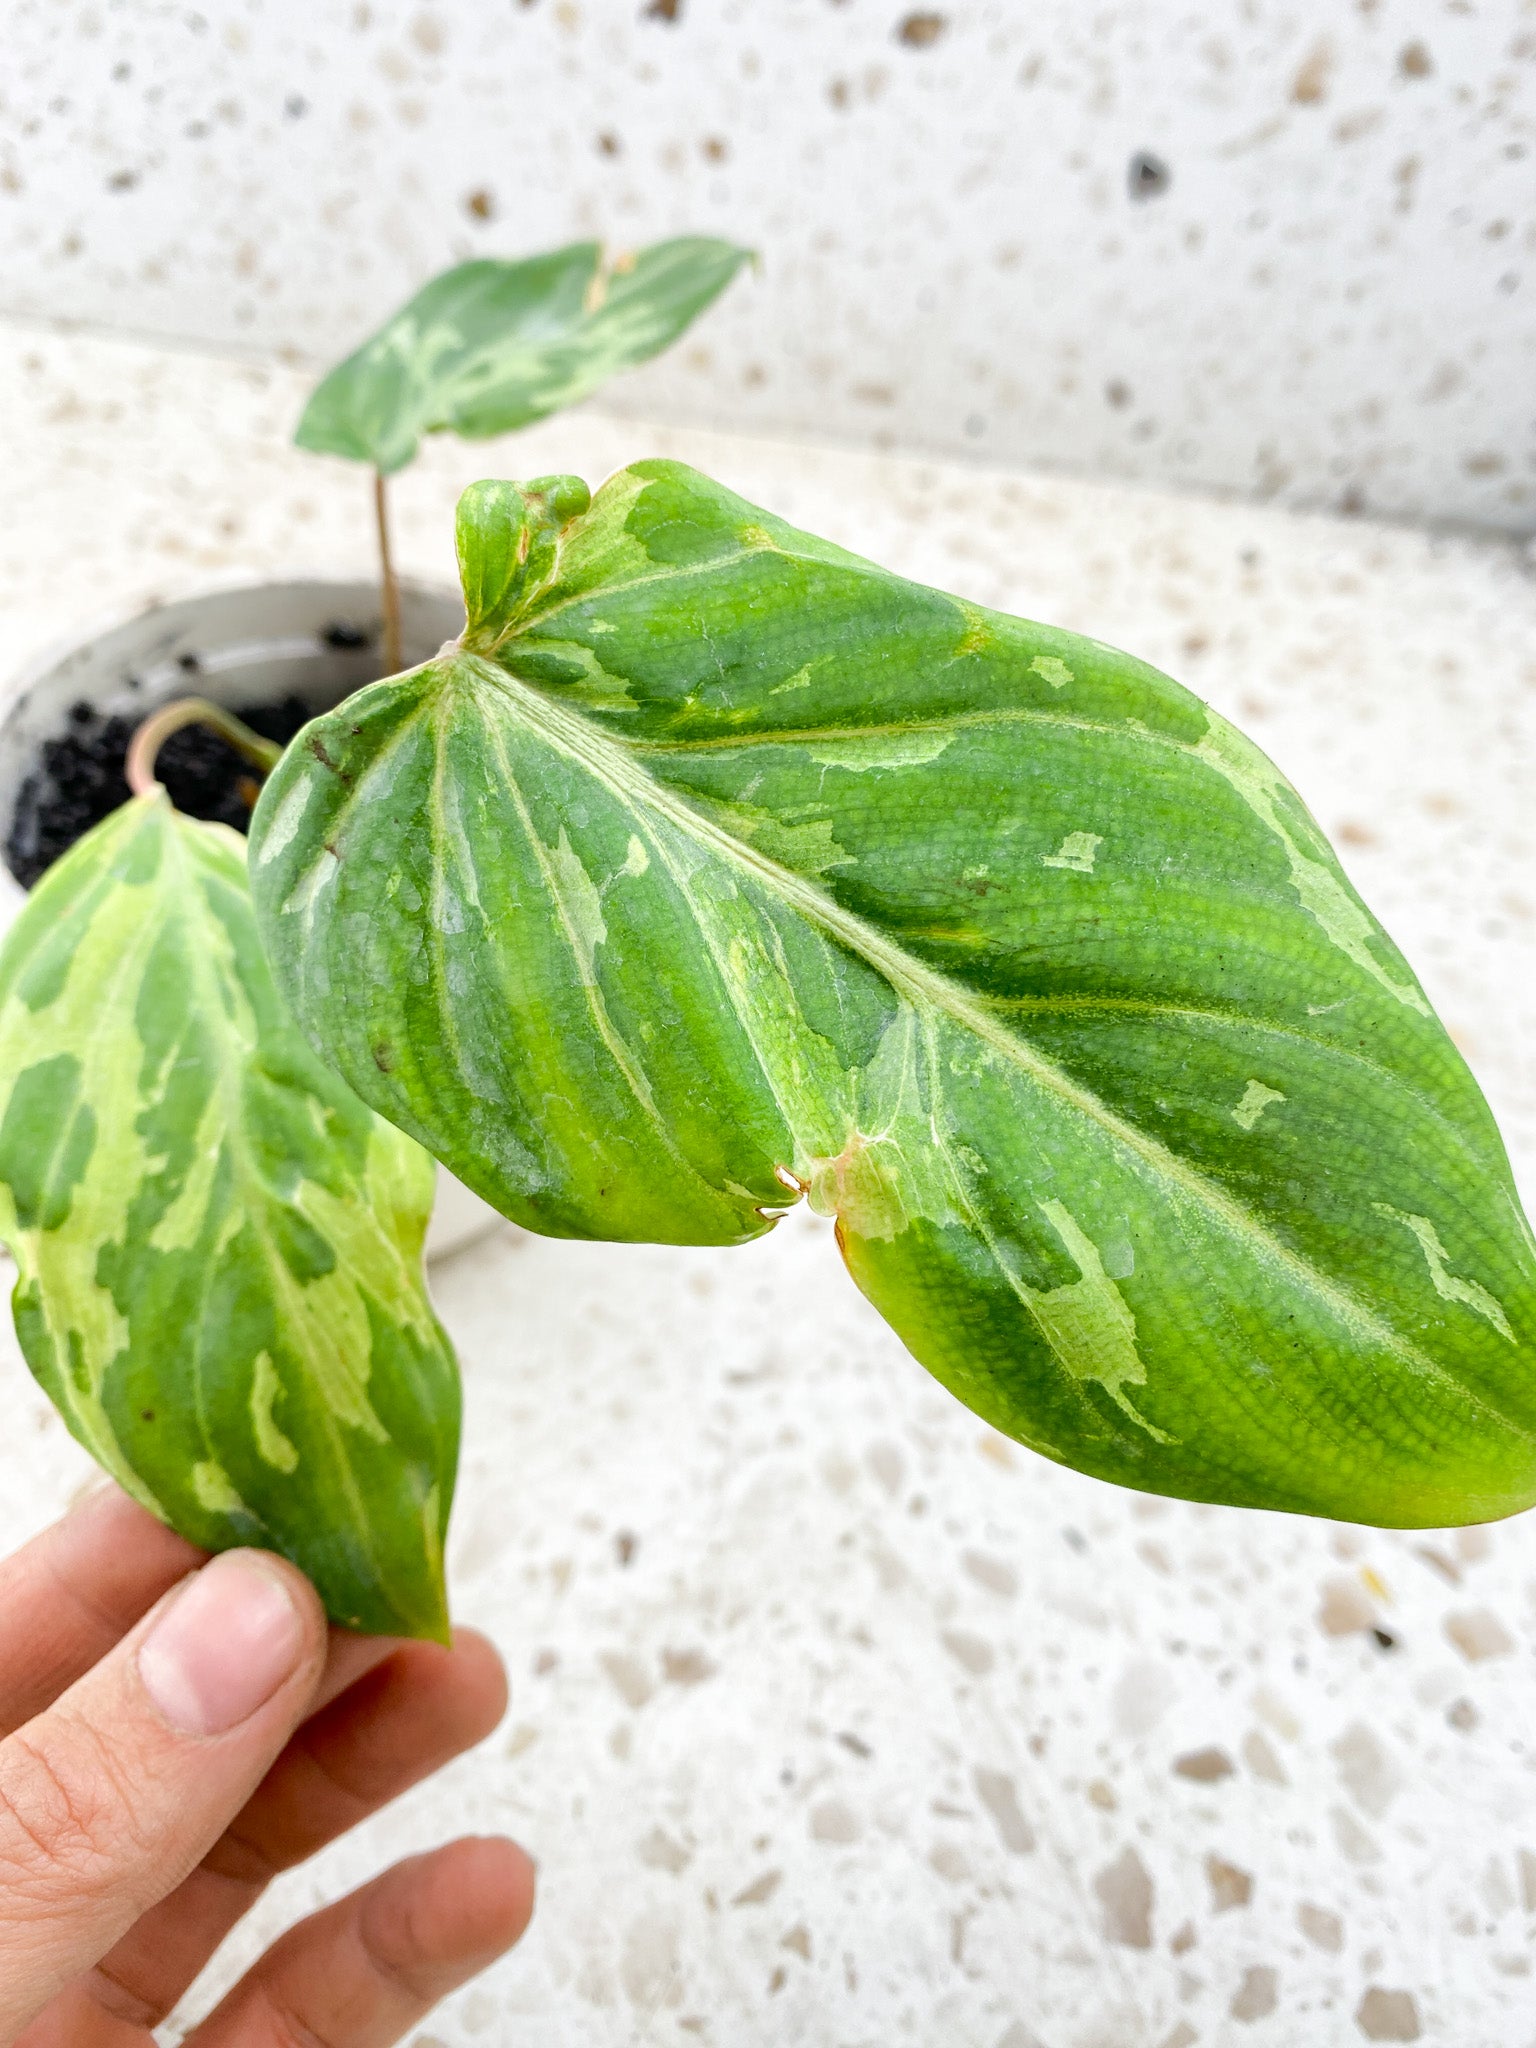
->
(444, 651), (1523, 1417)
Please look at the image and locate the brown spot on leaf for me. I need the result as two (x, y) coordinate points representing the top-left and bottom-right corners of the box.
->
(307, 734), (352, 784)
(371, 1041), (394, 1073)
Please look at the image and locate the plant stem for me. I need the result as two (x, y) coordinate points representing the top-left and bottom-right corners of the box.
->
(374, 467), (403, 676)
(125, 698), (283, 799)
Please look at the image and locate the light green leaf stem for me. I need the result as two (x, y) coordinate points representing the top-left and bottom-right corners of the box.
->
(0, 797), (459, 1638)
(295, 238), (753, 474)
(250, 464), (1536, 1529)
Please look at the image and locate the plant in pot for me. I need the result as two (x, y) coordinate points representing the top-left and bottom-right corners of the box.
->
(2, 364), (1533, 1642)
(0, 235), (753, 1265)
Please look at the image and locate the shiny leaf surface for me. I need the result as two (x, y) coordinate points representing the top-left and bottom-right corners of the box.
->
(295, 238), (752, 474)
(250, 465), (1536, 1528)
(0, 796), (459, 1637)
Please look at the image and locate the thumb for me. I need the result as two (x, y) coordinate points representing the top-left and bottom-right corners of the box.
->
(0, 1547), (328, 2039)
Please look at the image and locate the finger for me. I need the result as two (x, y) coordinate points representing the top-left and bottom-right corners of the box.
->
(0, 1549), (328, 2041)
(72, 1630), (507, 2031)
(0, 1486), (205, 1736)
(187, 1836), (535, 2048)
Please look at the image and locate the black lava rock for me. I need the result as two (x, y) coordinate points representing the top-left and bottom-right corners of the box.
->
(5, 693), (316, 890)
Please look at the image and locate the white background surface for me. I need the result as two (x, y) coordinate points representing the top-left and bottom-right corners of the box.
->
(1, 324), (1535, 2045)
(1, 0), (1533, 530)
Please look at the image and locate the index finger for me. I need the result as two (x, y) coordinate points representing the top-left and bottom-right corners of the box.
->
(0, 1485), (203, 1736)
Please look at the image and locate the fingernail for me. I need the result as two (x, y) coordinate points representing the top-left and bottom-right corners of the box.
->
(138, 1552), (307, 1736)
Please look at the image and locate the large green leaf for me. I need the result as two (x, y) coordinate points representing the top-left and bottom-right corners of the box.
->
(0, 796), (459, 1637)
(249, 465), (1536, 1528)
(295, 238), (752, 474)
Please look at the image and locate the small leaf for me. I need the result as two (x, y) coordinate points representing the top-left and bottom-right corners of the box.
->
(295, 238), (752, 474)
(249, 463), (1536, 1529)
(0, 796), (459, 1638)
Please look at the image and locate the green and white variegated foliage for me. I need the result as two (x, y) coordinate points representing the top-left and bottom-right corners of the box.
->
(250, 465), (1536, 1530)
(0, 796), (459, 1637)
(295, 237), (752, 475)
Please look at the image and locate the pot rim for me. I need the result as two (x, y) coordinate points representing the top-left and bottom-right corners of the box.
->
(1, 568), (463, 727)
(0, 568), (502, 1265)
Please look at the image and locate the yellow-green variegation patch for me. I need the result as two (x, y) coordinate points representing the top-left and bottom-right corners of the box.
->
(0, 796), (459, 1638)
(249, 466), (1536, 1530)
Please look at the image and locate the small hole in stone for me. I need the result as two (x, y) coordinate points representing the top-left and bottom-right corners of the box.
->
(1128, 151), (1171, 200)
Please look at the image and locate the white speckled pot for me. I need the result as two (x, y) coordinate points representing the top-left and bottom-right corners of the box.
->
(0, 577), (508, 1263)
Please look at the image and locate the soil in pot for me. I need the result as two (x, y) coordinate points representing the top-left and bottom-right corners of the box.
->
(4, 692), (319, 889)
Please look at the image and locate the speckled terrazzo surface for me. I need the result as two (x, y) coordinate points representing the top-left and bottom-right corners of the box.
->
(1, 324), (1535, 2047)
(2, 0), (1533, 531)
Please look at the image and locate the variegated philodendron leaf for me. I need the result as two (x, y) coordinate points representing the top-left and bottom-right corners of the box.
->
(249, 465), (1536, 1529)
(0, 795), (460, 1638)
(294, 237), (753, 475)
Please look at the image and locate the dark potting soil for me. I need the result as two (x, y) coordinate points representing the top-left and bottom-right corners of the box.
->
(5, 694), (316, 890)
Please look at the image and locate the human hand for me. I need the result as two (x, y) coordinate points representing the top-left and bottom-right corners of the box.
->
(0, 1485), (534, 2045)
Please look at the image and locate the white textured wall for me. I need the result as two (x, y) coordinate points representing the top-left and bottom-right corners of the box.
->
(2, 0), (1532, 532)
